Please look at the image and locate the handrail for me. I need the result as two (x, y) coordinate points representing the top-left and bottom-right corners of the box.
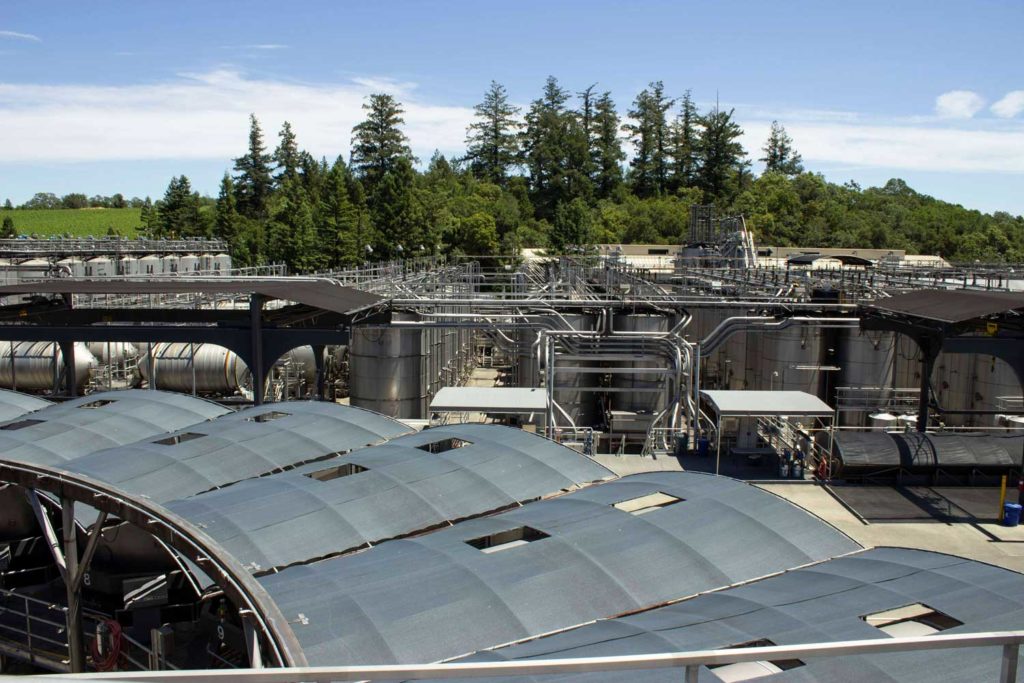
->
(37, 630), (1024, 682)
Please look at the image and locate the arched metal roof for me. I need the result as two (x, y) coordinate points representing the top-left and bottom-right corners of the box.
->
(0, 390), (229, 467)
(0, 388), (50, 423)
(452, 547), (1024, 682)
(836, 430), (1024, 471)
(260, 472), (859, 666)
(61, 401), (413, 503)
(165, 424), (614, 572)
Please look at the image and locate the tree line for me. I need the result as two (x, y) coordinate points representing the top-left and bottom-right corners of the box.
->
(7, 77), (1023, 265)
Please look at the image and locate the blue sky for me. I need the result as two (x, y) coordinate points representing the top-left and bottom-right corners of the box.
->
(2, 0), (1022, 214)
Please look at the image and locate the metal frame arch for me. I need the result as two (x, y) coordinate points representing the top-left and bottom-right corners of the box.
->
(0, 459), (308, 668)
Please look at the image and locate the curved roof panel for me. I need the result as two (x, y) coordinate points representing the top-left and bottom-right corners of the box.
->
(166, 424), (614, 571)
(452, 547), (1024, 682)
(837, 431), (1024, 471)
(0, 389), (50, 423)
(62, 401), (412, 503)
(260, 472), (858, 666)
(0, 389), (229, 467)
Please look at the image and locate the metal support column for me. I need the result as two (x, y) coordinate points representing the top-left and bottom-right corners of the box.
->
(916, 338), (937, 433)
(312, 345), (327, 401)
(250, 294), (265, 406)
(61, 498), (84, 673)
(1001, 643), (1019, 683)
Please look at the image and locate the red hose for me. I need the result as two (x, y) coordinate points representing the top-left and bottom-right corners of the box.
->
(90, 619), (122, 671)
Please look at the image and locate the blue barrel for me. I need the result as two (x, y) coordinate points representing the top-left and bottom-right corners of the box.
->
(697, 438), (709, 457)
(1003, 503), (1022, 527)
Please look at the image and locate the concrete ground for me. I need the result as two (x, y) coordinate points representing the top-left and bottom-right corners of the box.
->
(598, 454), (1024, 573)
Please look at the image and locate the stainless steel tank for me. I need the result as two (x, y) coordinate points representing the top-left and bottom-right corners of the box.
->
(0, 341), (97, 391)
(837, 330), (896, 388)
(138, 343), (251, 395)
(760, 327), (824, 395)
(931, 351), (976, 427)
(349, 313), (425, 418)
(974, 355), (1023, 422)
(550, 313), (599, 426)
(611, 313), (670, 414)
(87, 341), (139, 363)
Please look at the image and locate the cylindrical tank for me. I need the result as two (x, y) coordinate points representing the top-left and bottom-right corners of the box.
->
(550, 313), (599, 426)
(56, 257), (85, 278)
(0, 341), (97, 391)
(161, 255), (180, 275)
(277, 346), (319, 385)
(931, 351), (976, 427)
(179, 254), (200, 273)
(974, 355), (1023, 422)
(138, 343), (250, 395)
(837, 329), (896, 389)
(611, 313), (670, 414)
(212, 254), (232, 274)
(86, 256), (113, 277)
(17, 258), (52, 280)
(87, 341), (139, 363)
(760, 327), (824, 396)
(139, 255), (161, 275)
(118, 256), (140, 276)
(349, 314), (425, 418)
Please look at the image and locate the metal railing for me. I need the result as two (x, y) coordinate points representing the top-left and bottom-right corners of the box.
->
(36, 630), (1024, 681)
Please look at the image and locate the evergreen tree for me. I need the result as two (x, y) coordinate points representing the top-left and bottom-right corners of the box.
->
(465, 81), (521, 185)
(233, 114), (274, 219)
(1, 215), (16, 238)
(576, 84), (599, 183)
(268, 177), (318, 272)
(158, 176), (203, 237)
(624, 81), (673, 197)
(761, 120), (804, 176)
(696, 107), (746, 202)
(214, 173), (244, 257)
(320, 157), (359, 266)
(351, 93), (414, 190)
(369, 157), (418, 257)
(550, 198), (593, 251)
(592, 92), (625, 199)
(274, 121), (301, 186)
(667, 90), (700, 192)
(521, 76), (591, 220)
(4, 199), (13, 210)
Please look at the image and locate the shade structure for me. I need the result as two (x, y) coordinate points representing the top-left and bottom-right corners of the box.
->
(700, 390), (835, 418)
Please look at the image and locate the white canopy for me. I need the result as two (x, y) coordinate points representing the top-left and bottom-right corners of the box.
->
(700, 390), (834, 418)
(430, 387), (549, 415)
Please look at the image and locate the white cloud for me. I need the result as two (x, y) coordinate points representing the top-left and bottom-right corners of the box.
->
(992, 91), (1024, 119)
(741, 120), (1024, 173)
(0, 30), (40, 42)
(0, 70), (474, 164)
(1, 70), (1023, 177)
(222, 44), (288, 50)
(934, 90), (986, 119)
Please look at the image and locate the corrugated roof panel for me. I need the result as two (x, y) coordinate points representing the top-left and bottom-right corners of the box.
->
(444, 547), (1024, 683)
(62, 401), (413, 502)
(0, 389), (229, 466)
(167, 424), (614, 571)
(0, 389), (51, 423)
(260, 472), (859, 667)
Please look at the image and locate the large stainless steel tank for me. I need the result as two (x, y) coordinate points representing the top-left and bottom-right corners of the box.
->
(550, 313), (599, 426)
(837, 330), (896, 389)
(931, 351), (976, 427)
(349, 313), (426, 418)
(611, 313), (670, 414)
(974, 355), (1023, 421)
(0, 341), (97, 391)
(138, 343), (251, 395)
(87, 341), (139, 363)
(759, 327), (824, 395)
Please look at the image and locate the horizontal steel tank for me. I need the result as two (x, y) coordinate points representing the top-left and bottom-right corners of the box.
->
(0, 341), (97, 391)
(138, 343), (251, 395)
(87, 341), (139, 363)
(349, 313), (426, 418)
